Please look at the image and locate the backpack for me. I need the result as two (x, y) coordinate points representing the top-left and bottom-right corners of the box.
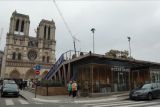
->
(72, 83), (77, 91)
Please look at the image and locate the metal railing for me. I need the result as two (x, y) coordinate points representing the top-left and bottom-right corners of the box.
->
(63, 50), (88, 61)
(44, 50), (88, 80)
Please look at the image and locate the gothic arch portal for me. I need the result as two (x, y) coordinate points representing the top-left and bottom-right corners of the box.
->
(25, 69), (35, 79)
(9, 70), (20, 79)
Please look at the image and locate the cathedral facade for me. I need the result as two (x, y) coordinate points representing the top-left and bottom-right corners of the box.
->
(1, 11), (56, 80)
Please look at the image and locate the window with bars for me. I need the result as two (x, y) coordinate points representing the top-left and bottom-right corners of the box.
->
(44, 26), (46, 39)
(47, 56), (49, 63)
(12, 52), (16, 60)
(15, 19), (19, 31)
(18, 53), (21, 60)
(21, 20), (24, 32)
(42, 56), (45, 62)
(48, 26), (50, 40)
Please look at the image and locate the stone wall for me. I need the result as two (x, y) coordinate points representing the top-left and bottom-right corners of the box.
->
(36, 86), (68, 96)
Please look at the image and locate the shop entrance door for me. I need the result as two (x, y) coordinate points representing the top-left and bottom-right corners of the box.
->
(117, 71), (129, 91)
(113, 67), (129, 92)
(150, 70), (160, 83)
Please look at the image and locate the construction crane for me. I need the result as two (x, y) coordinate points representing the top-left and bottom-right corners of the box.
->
(72, 34), (80, 55)
(53, 0), (80, 55)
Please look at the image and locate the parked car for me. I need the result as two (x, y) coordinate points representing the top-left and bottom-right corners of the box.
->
(0, 80), (2, 91)
(1, 83), (19, 97)
(0, 84), (2, 92)
(3, 80), (16, 85)
(129, 83), (160, 100)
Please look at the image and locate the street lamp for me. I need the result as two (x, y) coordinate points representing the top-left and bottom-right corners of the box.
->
(90, 28), (95, 95)
(127, 36), (131, 58)
(91, 28), (95, 53)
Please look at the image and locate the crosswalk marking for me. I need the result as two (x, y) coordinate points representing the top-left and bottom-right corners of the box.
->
(86, 101), (145, 106)
(92, 102), (143, 107)
(5, 99), (30, 105)
(19, 99), (29, 104)
(4, 99), (39, 106)
(5, 99), (14, 105)
(32, 98), (60, 103)
(34, 102), (43, 104)
(118, 102), (160, 107)
(85, 100), (160, 107)
(74, 98), (118, 103)
(147, 105), (160, 107)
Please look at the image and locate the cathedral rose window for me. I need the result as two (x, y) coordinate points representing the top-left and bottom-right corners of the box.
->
(28, 50), (37, 61)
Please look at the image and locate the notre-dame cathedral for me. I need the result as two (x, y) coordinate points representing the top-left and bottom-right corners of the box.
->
(1, 11), (56, 80)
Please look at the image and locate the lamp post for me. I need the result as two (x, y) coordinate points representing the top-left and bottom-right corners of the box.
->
(91, 28), (95, 53)
(127, 36), (132, 90)
(127, 36), (131, 58)
(91, 28), (95, 95)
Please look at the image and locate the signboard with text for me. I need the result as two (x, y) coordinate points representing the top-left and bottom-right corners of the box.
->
(35, 64), (41, 70)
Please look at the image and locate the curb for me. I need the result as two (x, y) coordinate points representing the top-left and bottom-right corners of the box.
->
(19, 93), (28, 100)
(19, 90), (130, 103)
(116, 94), (129, 97)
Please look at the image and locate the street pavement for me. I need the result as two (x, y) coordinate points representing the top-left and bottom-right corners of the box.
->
(0, 96), (43, 107)
(1, 95), (160, 107)
(83, 99), (160, 107)
(19, 90), (126, 103)
(1, 90), (160, 107)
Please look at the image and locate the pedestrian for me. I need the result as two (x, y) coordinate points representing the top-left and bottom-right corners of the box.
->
(77, 83), (80, 97)
(67, 81), (72, 97)
(19, 81), (23, 90)
(72, 80), (77, 98)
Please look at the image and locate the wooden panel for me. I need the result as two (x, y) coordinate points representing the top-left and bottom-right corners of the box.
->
(63, 64), (67, 86)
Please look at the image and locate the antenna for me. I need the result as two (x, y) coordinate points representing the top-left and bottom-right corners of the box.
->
(53, 0), (80, 55)
(72, 33), (81, 54)
(72, 33), (80, 43)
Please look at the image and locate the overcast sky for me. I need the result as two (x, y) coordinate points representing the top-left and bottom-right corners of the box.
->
(0, 0), (160, 62)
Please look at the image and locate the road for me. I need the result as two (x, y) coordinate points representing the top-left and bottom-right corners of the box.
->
(1, 95), (160, 107)
(83, 99), (160, 107)
(0, 96), (83, 107)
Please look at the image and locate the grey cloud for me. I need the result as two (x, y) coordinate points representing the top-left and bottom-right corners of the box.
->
(0, 1), (160, 62)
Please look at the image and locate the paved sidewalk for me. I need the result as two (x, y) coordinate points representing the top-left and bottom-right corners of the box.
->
(20, 90), (129, 103)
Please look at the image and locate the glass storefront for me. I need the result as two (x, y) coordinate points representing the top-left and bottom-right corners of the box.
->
(76, 63), (159, 94)
(131, 69), (150, 89)
(77, 64), (91, 95)
(111, 66), (130, 92)
(150, 69), (160, 83)
(77, 64), (130, 94)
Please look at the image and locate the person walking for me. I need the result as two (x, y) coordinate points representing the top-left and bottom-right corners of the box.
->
(77, 83), (80, 97)
(72, 80), (77, 98)
(67, 81), (72, 97)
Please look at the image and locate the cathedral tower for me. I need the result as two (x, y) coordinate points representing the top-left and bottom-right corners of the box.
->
(9, 10), (30, 36)
(37, 19), (56, 63)
(6, 11), (30, 61)
(1, 11), (56, 79)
